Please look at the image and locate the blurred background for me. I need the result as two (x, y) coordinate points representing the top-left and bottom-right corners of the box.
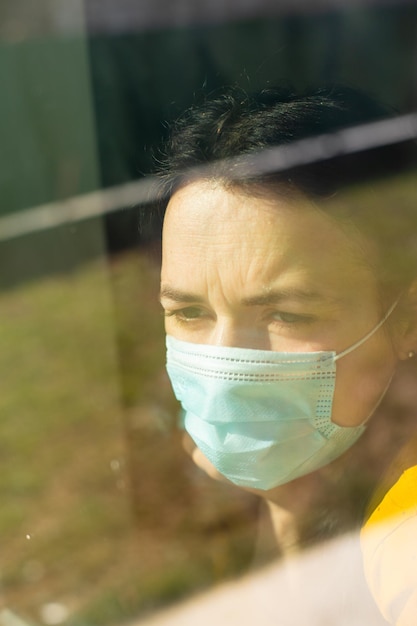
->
(0, 1), (417, 624)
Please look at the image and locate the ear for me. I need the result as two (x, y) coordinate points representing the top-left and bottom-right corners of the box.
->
(392, 281), (417, 361)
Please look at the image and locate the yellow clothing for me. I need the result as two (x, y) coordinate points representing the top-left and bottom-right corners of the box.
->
(361, 465), (417, 626)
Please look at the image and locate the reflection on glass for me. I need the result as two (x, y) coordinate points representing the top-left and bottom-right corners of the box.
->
(1, 2), (417, 626)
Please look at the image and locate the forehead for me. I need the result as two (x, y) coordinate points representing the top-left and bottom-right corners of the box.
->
(161, 180), (378, 302)
(164, 180), (371, 260)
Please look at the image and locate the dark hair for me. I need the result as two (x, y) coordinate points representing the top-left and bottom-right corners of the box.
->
(160, 86), (415, 194)
(158, 85), (417, 294)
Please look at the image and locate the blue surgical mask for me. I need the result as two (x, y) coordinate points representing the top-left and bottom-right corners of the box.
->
(166, 301), (398, 490)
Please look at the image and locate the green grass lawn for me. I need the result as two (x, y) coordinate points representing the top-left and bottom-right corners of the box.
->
(0, 249), (258, 626)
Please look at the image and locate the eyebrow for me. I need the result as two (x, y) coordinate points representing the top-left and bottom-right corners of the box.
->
(241, 289), (329, 306)
(159, 286), (205, 304)
(160, 285), (333, 306)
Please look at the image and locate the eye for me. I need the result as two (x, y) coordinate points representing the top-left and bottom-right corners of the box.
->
(164, 306), (208, 322)
(269, 310), (315, 325)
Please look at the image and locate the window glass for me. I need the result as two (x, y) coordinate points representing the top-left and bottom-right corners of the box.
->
(1, 2), (417, 625)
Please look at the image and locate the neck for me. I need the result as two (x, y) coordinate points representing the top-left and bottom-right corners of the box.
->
(261, 471), (327, 554)
(263, 464), (353, 552)
(266, 501), (299, 554)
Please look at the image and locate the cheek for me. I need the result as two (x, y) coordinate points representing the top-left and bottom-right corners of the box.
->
(164, 316), (175, 335)
(331, 337), (397, 427)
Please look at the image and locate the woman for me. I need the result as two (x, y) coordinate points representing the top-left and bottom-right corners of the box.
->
(158, 86), (417, 623)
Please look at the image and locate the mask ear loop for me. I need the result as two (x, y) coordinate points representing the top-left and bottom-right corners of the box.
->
(334, 297), (401, 362)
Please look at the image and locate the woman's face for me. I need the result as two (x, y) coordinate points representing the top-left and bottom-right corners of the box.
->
(161, 180), (400, 428)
